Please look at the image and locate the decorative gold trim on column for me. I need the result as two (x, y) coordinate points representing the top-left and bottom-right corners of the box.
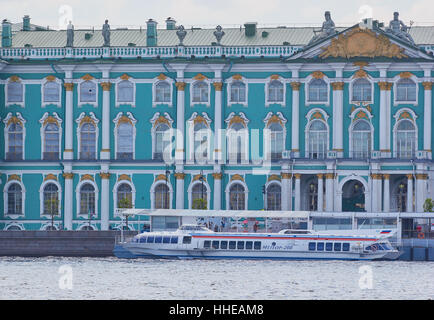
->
(317, 173), (324, 179)
(101, 82), (112, 91)
(290, 82), (301, 91)
(422, 82), (433, 90)
(212, 173), (223, 180)
(406, 174), (413, 180)
(386, 82), (393, 90)
(281, 173), (292, 179)
(174, 173), (185, 180)
(64, 149), (73, 152)
(370, 173), (382, 180)
(99, 173), (111, 179)
(325, 173), (335, 179)
(64, 83), (74, 91)
(62, 173), (74, 179)
(415, 173), (428, 180)
(291, 148), (299, 152)
(293, 173), (301, 179)
(213, 82), (223, 91)
(175, 82), (186, 91)
(331, 82), (345, 90)
(383, 174), (390, 180)
(100, 148), (110, 152)
(378, 81), (391, 90)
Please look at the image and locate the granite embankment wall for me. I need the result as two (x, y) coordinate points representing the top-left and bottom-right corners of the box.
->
(0, 231), (137, 257)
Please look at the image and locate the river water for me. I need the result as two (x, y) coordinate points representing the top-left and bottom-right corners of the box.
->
(0, 257), (432, 300)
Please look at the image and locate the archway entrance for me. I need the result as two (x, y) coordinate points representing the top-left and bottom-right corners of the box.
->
(342, 180), (365, 212)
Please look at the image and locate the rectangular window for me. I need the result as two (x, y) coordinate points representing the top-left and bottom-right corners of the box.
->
(220, 241), (228, 249)
(163, 236), (171, 244)
(334, 243), (341, 251)
(254, 241), (261, 250)
(204, 240), (211, 249)
(183, 236), (192, 244)
(212, 241), (219, 250)
(317, 242), (324, 251)
(170, 236), (178, 244)
(155, 236), (162, 243)
(326, 243), (333, 251)
(245, 241), (253, 250)
(237, 241), (245, 250)
(229, 241), (236, 250)
(146, 236), (154, 243)
(343, 243), (350, 251)
(139, 237), (146, 243)
(308, 242), (316, 251)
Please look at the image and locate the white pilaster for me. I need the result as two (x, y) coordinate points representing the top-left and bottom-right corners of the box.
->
(317, 174), (324, 211)
(100, 171), (110, 230)
(325, 173), (334, 212)
(290, 81), (300, 157)
(281, 172), (291, 211)
(175, 164), (185, 209)
(371, 174), (382, 212)
(294, 173), (301, 211)
(423, 82), (432, 157)
(172, 64), (187, 163)
(416, 174), (427, 212)
(100, 81), (111, 160)
(63, 168), (73, 230)
(64, 82), (74, 160)
(383, 174), (390, 212)
(213, 171), (222, 210)
(331, 82), (344, 157)
(378, 82), (390, 156)
(406, 174), (414, 212)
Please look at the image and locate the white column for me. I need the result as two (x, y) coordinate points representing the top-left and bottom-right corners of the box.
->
(383, 174), (390, 212)
(423, 82), (432, 158)
(175, 168), (185, 209)
(325, 173), (334, 212)
(406, 174), (413, 212)
(100, 82), (111, 160)
(213, 75), (224, 163)
(378, 82), (390, 156)
(290, 82), (300, 157)
(213, 172), (222, 210)
(371, 174), (382, 212)
(63, 82), (74, 160)
(294, 173), (301, 211)
(100, 172), (110, 230)
(317, 174), (324, 211)
(331, 82), (344, 157)
(281, 172), (291, 211)
(416, 174), (427, 212)
(63, 169), (73, 230)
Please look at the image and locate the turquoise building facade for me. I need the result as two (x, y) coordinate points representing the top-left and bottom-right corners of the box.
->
(1, 15), (434, 230)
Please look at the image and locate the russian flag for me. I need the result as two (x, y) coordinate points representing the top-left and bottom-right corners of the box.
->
(380, 230), (392, 234)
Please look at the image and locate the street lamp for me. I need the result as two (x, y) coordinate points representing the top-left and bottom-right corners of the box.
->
(199, 170), (204, 209)
(165, 165), (171, 209)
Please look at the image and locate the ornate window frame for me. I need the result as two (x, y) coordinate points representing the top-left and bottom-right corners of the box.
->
(263, 112), (287, 161)
(113, 112), (137, 160)
(393, 73), (419, 106)
(348, 107), (374, 158)
(225, 112), (250, 164)
(39, 112), (62, 160)
(265, 179), (282, 210)
(114, 74), (136, 107)
(188, 176), (211, 210)
(41, 76), (62, 107)
(150, 112), (174, 161)
(3, 176), (26, 218)
(150, 178), (173, 209)
(227, 74), (248, 107)
(186, 112), (213, 164)
(225, 177), (249, 210)
(75, 112), (99, 160)
(190, 74), (211, 107)
(77, 74), (98, 107)
(152, 73), (174, 107)
(39, 177), (62, 218)
(393, 108), (418, 158)
(265, 75), (285, 107)
(349, 71), (374, 105)
(75, 177), (99, 218)
(304, 72), (330, 106)
(113, 178), (136, 211)
(304, 108), (330, 159)
(3, 112), (26, 160)
(5, 76), (25, 107)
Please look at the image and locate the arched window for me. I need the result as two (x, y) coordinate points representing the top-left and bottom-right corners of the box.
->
(396, 120), (416, 159)
(7, 123), (24, 160)
(268, 80), (284, 103)
(80, 81), (97, 103)
(43, 183), (59, 215)
(43, 82), (60, 103)
(192, 81), (208, 103)
(227, 122), (246, 163)
(155, 184), (170, 209)
(44, 123), (60, 160)
(117, 122), (133, 160)
(155, 81), (171, 103)
(80, 123), (96, 160)
(79, 184), (95, 215)
(308, 120), (327, 159)
(396, 79), (416, 102)
(230, 81), (246, 103)
(117, 80), (134, 103)
(192, 183), (207, 209)
(266, 184), (281, 211)
(308, 79), (327, 102)
(351, 120), (371, 159)
(117, 183), (132, 208)
(154, 123), (170, 160)
(269, 122), (284, 161)
(229, 183), (246, 210)
(352, 79), (372, 102)
(7, 183), (23, 215)
(7, 82), (23, 103)
(194, 122), (208, 162)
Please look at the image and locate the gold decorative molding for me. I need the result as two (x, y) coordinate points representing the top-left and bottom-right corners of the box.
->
(101, 148), (110, 152)
(45, 75), (56, 82)
(325, 173), (335, 179)
(213, 82), (223, 91)
(64, 82), (74, 91)
(193, 174), (206, 182)
(406, 174), (413, 180)
(353, 61), (369, 68)
(290, 82), (301, 91)
(194, 73), (208, 81)
(62, 173), (74, 179)
(291, 148), (299, 152)
(120, 73), (131, 80)
(101, 82), (112, 91)
(174, 172), (185, 180)
(7, 174), (21, 182)
(79, 115), (96, 127)
(270, 74), (280, 80)
(228, 115), (246, 128)
(317, 173), (324, 179)
(117, 115), (133, 126)
(354, 69), (368, 78)
(43, 174), (57, 182)
(9, 75), (20, 82)
(293, 173), (302, 179)
(193, 115), (209, 127)
(311, 111), (324, 120)
(331, 82), (345, 90)
(118, 174), (132, 182)
(153, 115), (171, 128)
(311, 71), (325, 79)
(383, 174), (390, 180)
(43, 116), (59, 127)
(80, 174), (94, 182)
(416, 173), (428, 180)
(267, 174), (281, 182)
(99, 173), (111, 179)
(64, 149), (73, 152)
(378, 81), (393, 91)
(212, 173), (223, 180)
(281, 173), (292, 179)
(399, 72), (413, 79)
(81, 74), (95, 81)
(266, 114), (284, 127)
(319, 27), (407, 59)
(422, 82), (433, 90)
(7, 116), (23, 127)
(370, 173), (382, 180)
(230, 174), (244, 182)
(232, 74), (243, 80)
(157, 73), (167, 81)
(155, 174), (169, 182)
(175, 82), (186, 91)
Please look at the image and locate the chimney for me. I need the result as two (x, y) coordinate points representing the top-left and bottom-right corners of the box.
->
(244, 22), (257, 37)
(23, 15), (31, 31)
(166, 17), (176, 30)
(146, 19), (158, 46)
(2, 19), (12, 47)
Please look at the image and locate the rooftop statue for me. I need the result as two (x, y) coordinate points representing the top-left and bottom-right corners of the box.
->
(309, 11), (337, 45)
(66, 21), (74, 47)
(102, 19), (110, 46)
(176, 25), (187, 45)
(385, 12), (415, 45)
(213, 25), (225, 45)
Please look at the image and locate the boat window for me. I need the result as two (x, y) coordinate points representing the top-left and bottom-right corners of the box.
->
(147, 236), (154, 243)
(334, 243), (341, 251)
(155, 236), (162, 243)
(212, 241), (219, 249)
(204, 240), (211, 249)
(254, 241), (261, 250)
(183, 236), (192, 244)
(343, 243), (350, 251)
(308, 242), (316, 251)
(237, 241), (245, 250)
(170, 236), (178, 244)
(245, 241), (253, 250)
(317, 242), (324, 251)
(326, 243), (333, 251)
(229, 241), (236, 250)
(139, 237), (146, 243)
(163, 236), (171, 244)
(220, 241), (228, 249)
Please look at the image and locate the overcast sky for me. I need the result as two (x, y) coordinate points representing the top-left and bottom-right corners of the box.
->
(2, 0), (433, 29)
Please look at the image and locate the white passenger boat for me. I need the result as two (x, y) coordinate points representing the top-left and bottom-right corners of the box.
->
(113, 224), (400, 260)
